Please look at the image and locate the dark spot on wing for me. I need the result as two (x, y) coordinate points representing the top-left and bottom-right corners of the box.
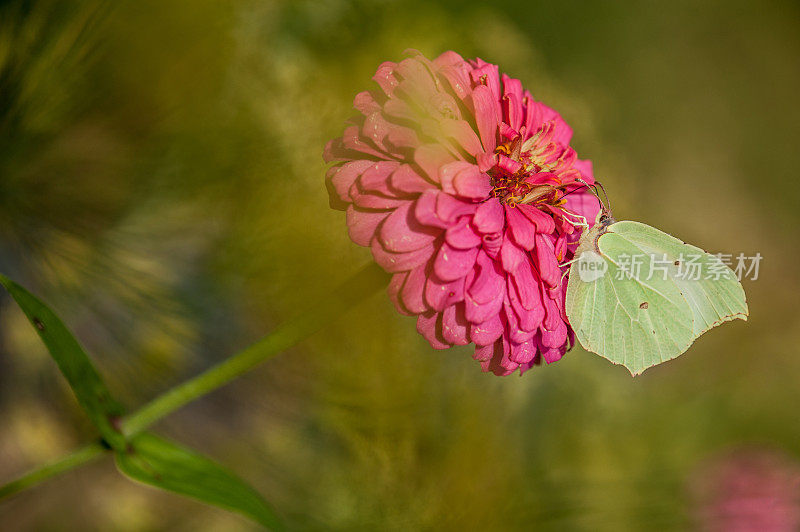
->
(674, 260), (680, 266)
(33, 318), (45, 331)
(639, 302), (649, 309)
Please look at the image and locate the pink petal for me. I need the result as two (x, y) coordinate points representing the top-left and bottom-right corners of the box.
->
(414, 190), (449, 229)
(433, 50), (466, 69)
(534, 233), (562, 287)
(473, 198), (504, 234)
(507, 275), (544, 331)
(469, 313), (504, 346)
(470, 84), (498, 153)
(351, 190), (406, 210)
(415, 144), (457, 183)
(467, 251), (505, 304)
(441, 304), (469, 345)
(380, 202), (439, 253)
(445, 217), (481, 249)
(353, 91), (382, 115)
(573, 158), (594, 182)
(504, 302), (538, 344)
(435, 193), (477, 223)
(439, 161), (474, 196)
(523, 94), (544, 136)
(389, 164), (436, 195)
(509, 339), (537, 364)
(440, 119), (484, 157)
(434, 242), (479, 282)
(500, 233), (527, 272)
(371, 239), (434, 273)
(346, 207), (388, 247)
(541, 285), (563, 331)
(473, 342), (496, 362)
(505, 205), (537, 250)
(510, 259), (542, 311)
(341, 125), (386, 159)
(541, 319), (568, 349)
(517, 204), (556, 234)
(465, 288), (504, 325)
(417, 312), (450, 349)
(385, 124), (420, 151)
(362, 111), (393, 150)
(388, 272), (411, 315)
(501, 74), (524, 131)
(400, 265), (428, 313)
(372, 61), (399, 96)
(481, 232), (502, 259)
(453, 166), (492, 200)
(538, 338), (565, 364)
(437, 64), (471, 102)
(425, 273), (465, 311)
(356, 161), (401, 196)
(328, 160), (374, 203)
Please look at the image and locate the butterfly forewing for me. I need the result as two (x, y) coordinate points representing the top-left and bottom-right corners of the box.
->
(609, 221), (748, 336)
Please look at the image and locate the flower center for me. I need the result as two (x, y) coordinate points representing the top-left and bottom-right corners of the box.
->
(489, 136), (565, 208)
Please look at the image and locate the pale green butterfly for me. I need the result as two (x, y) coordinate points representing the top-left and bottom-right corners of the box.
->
(564, 185), (748, 375)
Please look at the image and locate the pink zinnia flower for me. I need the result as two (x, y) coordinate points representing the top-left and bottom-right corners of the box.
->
(691, 448), (800, 532)
(324, 50), (599, 375)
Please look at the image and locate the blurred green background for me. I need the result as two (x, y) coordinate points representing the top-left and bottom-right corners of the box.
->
(1, 0), (798, 529)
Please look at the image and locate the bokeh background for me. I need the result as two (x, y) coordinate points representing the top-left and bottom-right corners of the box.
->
(1, 0), (799, 530)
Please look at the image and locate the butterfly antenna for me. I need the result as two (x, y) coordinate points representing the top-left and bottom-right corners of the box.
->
(594, 180), (613, 218)
(558, 179), (599, 202)
(573, 178), (609, 215)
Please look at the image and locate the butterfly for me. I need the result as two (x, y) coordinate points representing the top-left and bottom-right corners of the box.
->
(564, 184), (748, 375)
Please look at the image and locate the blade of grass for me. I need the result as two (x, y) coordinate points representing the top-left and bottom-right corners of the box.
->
(0, 274), (126, 450)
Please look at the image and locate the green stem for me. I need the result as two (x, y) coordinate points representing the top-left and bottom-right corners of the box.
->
(0, 263), (389, 501)
(0, 443), (106, 500)
(122, 262), (389, 435)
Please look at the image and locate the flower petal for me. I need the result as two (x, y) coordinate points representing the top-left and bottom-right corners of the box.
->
(417, 312), (450, 349)
(380, 202), (439, 252)
(445, 217), (481, 249)
(473, 197), (504, 234)
(401, 265), (428, 313)
(469, 313), (504, 346)
(346, 207), (388, 247)
(505, 205), (537, 250)
(425, 272), (465, 311)
(434, 242), (479, 282)
(371, 239), (434, 272)
(470, 84), (498, 153)
(442, 304), (469, 345)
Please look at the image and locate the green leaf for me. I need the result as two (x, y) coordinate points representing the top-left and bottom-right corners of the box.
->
(115, 432), (283, 530)
(0, 273), (126, 450)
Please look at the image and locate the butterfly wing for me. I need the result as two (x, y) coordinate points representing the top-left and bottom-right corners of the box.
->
(566, 221), (748, 375)
(609, 221), (748, 336)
